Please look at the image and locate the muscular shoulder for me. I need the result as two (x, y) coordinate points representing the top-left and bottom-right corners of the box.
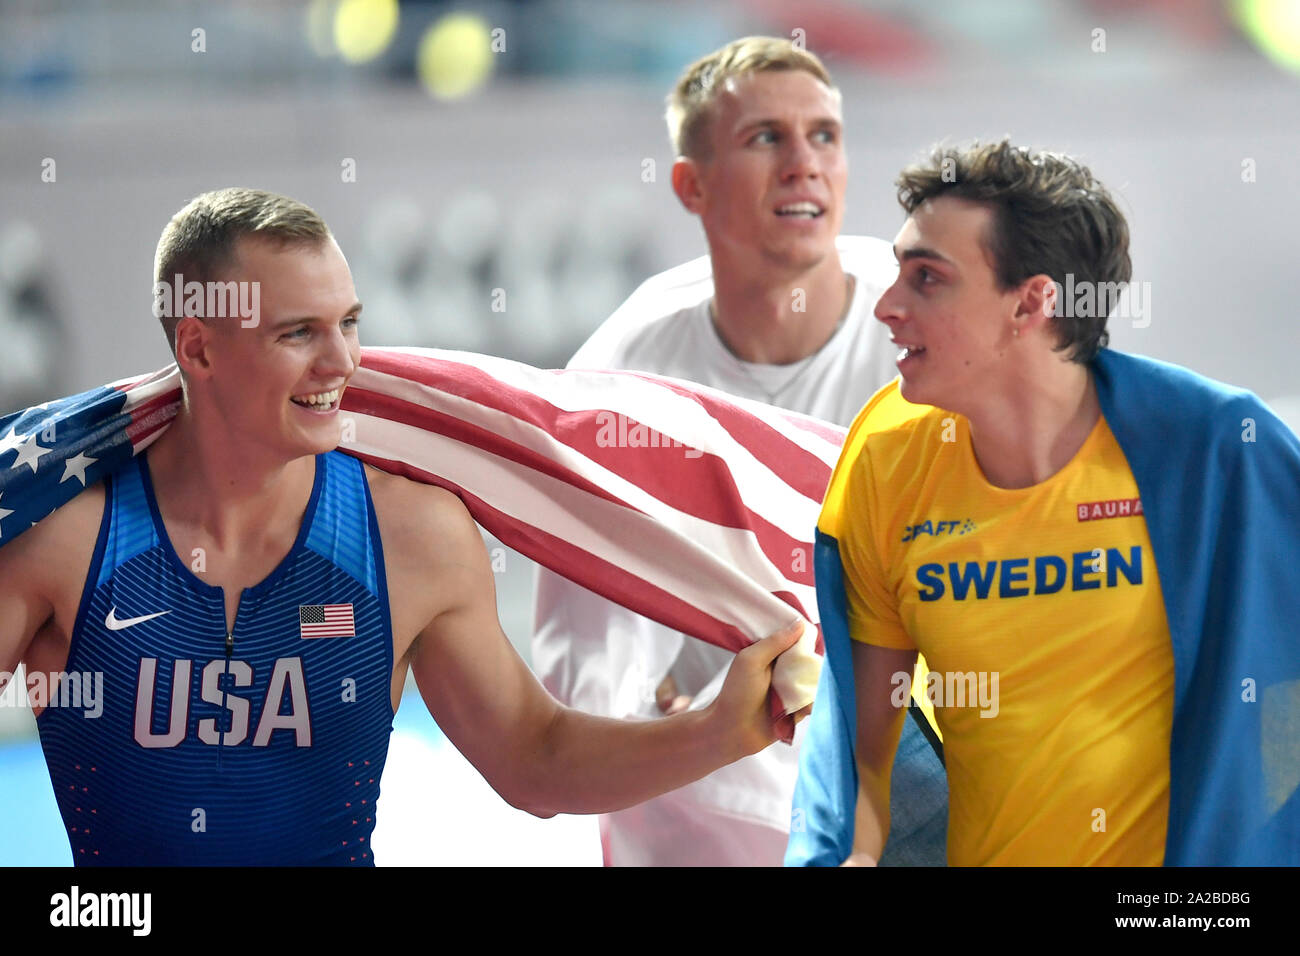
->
(0, 479), (104, 598)
(362, 465), (495, 653)
(362, 465), (483, 571)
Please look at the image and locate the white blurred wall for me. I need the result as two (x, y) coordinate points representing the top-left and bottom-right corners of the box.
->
(1, 59), (1297, 403)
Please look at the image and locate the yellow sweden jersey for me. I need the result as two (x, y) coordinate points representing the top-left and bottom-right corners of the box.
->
(820, 382), (1174, 865)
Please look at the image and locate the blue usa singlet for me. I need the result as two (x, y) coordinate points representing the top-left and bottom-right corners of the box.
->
(36, 450), (395, 865)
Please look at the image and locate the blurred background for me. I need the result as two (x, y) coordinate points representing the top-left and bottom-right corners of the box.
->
(1, 0), (1298, 864)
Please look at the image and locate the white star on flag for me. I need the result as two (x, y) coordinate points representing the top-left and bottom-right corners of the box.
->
(0, 492), (13, 535)
(0, 427), (25, 460)
(59, 451), (97, 486)
(9, 432), (52, 475)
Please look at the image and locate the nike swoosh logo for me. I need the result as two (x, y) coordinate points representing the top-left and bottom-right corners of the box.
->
(105, 607), (172, 630)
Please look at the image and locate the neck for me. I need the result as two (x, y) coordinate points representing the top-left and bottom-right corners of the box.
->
(963, 359), (1100, 489)
(145, 402), (315, 549)
(708, 251), (850, 364)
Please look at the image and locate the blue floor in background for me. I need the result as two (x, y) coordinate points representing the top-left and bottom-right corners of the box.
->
(0, 741), (72, 866)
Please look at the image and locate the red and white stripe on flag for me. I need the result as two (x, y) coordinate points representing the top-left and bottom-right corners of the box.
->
(108, 347), (840, 740)
(299, 603), (355, 639)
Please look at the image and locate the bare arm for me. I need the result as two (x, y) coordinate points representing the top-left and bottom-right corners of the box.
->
(0, 526), (56, 693)
(842, 641), (917, 866)
(402, 487), (804, 818)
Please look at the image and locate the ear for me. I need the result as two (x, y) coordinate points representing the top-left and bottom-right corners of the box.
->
(173, 315), (216, 381)
(1013, 273), (1058, 335)
(671, 157), (706, 215)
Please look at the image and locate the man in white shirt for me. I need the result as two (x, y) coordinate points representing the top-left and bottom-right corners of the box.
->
(532, 36), (947, 865)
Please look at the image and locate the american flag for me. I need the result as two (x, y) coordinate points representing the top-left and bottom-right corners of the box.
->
(298, 604), (356, 639)
(0, 347), (846, 740)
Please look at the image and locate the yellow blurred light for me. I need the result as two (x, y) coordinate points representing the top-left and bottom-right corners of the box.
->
(1235, 0), (1300, 73)
(334, 0), (400, 65)
(417, 13), (495, 100)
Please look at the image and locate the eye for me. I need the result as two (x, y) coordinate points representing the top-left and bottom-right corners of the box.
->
(282, 326), (310, 340)
(749, 129), (777, 146)
(343, 315), (360, 331)
(813, 128), (837, 144)
(911, 265), (938, 290)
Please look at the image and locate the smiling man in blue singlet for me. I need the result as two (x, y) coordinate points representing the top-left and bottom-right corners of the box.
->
(0, 188), (804, 865)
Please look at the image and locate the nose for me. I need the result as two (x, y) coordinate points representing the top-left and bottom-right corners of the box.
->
(317, 322), (358, 381)
(780, 135), (819, 183)
(874, 273), (906, 327)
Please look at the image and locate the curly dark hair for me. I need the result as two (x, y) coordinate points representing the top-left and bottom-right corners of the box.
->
(895, 140), (1131, 364)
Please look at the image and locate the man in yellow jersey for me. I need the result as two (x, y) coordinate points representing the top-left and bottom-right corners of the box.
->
(786, 139), (1300, 866)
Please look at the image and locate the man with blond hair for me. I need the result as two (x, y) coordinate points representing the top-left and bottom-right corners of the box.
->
(532, 37), (948, 866)
(0, 186), (805, 865)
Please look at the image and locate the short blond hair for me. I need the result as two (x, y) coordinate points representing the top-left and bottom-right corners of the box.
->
(153, 187), (332, 351)
(665, 36), (836, 159)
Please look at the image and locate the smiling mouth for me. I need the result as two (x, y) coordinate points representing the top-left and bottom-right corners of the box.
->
(896, 346), (927, 361)
(775, 201), (824, 218)
(290, 387), (342, 412)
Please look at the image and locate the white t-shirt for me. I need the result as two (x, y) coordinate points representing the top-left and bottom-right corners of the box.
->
(532, 235), (900, 865)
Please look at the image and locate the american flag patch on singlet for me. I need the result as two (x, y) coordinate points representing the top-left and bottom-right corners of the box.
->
(299, 604), (355, 638)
